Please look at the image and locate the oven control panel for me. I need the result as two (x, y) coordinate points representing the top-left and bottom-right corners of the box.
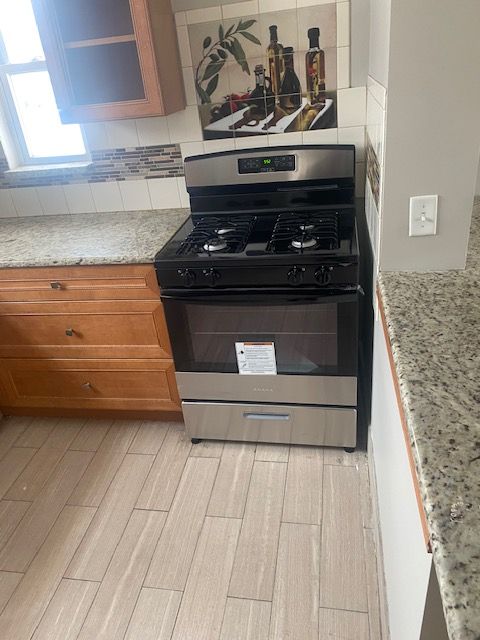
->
(238, 154), (296, 174)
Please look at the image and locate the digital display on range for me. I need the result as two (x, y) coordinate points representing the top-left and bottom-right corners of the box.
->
(238, 154), (296, 174)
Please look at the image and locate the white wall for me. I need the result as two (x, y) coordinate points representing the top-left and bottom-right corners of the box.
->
(379, 0), (480, 271)
(368, 0), (390, 88)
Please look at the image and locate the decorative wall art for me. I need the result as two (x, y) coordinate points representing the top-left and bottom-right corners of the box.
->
(187, 4), (338, 140)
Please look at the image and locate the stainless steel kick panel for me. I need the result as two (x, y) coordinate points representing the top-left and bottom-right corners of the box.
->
(184, 147), (355, 188)
(182, 402), (357, 447)
(176, 372), (357, 406)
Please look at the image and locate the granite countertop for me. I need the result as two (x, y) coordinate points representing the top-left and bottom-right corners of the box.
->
(0, 208), (190, 268)
(378, 200), (480, 640)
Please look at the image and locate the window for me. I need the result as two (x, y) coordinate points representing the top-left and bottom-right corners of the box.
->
(0, 0), (87, 166)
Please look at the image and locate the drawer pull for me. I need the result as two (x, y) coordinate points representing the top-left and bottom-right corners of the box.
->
(50, 281), (63, 290)
(243, 412), (290, 421)
(81, 382), (92, 390)
(65, 328), (74, 337)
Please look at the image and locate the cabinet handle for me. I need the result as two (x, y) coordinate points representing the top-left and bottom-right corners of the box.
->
(50, 281), (63, 290)
(81, 382), (92, 390)
(65, 328), (74, 337)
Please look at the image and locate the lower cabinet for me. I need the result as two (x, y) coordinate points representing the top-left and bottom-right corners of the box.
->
(0, 264), (181, 418)
(370, 303), (448, 640)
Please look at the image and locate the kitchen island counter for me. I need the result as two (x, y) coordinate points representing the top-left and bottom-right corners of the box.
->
(377, 199), (480, 640)
(0, 208), (190, 268)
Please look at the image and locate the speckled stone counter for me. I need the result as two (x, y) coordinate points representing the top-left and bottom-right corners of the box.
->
(0, 208), (190, 268)
(378, 201), (480, 640)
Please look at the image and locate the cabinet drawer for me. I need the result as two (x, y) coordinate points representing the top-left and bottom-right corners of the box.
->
(0, 359), (180, 412)
(0, 300), (171, 358)
(0, 265), (160, 302)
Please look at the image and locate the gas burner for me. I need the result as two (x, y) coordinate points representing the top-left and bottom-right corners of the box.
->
(176, 214), (256, 256)
(291, 236), (318, 250)
(267, 211), (340, 254)
(203, 238), (228, 252)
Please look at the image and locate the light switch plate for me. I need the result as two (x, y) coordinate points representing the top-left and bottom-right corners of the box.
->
(409, 195), (438, 236)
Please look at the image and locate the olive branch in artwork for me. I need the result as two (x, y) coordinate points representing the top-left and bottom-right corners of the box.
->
(195, 19), (261, 104)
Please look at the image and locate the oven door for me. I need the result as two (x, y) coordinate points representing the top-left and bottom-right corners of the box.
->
(161, 288), (359, 407)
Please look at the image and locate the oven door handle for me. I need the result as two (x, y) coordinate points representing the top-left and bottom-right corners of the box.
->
(161, 288), (360, 306)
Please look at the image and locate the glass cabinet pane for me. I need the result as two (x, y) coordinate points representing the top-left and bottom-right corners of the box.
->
(65, 42), (145, 105)
(53, 0), (134, 42)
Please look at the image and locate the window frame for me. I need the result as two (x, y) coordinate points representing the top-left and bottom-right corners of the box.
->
(0, 23), (88, 167)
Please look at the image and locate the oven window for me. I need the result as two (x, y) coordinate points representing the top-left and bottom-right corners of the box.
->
(164, 297), (358, 376)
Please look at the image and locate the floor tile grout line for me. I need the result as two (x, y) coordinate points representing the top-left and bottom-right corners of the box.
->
(362, 503), (384, 639)
(227, 594), (273, 603)
(0, 568), (25, 575)
(225, 456), (261, 599)
(0, 451), (37, 503)
(4, 422), (77, 503)
(319, 448), (327, 620)
(265, 457), (290, 639)
(68, 450), (155, 585)
(212, 514), (244, 640)
(62, 576), (101, 583)
(128, 421), (169, 457)
(169, 456), (223, 588)
(138, 425), (192, 513)
(28, 565), (97, 640)
(0, 416), (34, 462)
(0, 446), (93, 573)
(165, 467), (226, 640)
(74, 499), (160, 639)
(206, 442), (256, 520)
(120, 510), (170, 640)
(67, 449), (129, 509)
(67, 416), (115, 454)
(65, 419), (130, 508)
(318, 604), (370, 614)
(168, 461), (229, 637)
(1, 501), (96, 636)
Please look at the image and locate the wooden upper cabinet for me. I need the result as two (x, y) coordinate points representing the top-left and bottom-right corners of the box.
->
(32, 0), (186, 122)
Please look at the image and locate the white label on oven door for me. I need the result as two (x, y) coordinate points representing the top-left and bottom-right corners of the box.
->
(235, 342), (277, 375)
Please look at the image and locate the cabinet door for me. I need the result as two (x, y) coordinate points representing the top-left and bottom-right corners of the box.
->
(32, 0), (184, 122)
(370, 315), (432, 640)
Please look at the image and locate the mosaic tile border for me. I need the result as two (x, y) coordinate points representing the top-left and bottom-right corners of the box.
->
(0, 143), (184, 190)
(366, 132), (380, 208)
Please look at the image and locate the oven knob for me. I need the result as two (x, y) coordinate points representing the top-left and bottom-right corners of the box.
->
(287, 266), (305, 285)
(203, 267), (221, 286)
(177, 268), (196, 286)
(315, 265), (333, 285)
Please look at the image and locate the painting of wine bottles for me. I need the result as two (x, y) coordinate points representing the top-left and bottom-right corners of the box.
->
(187, 4), (338, 139)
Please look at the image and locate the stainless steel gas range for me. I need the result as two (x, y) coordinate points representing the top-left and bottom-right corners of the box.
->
(155, 145), (361, 450)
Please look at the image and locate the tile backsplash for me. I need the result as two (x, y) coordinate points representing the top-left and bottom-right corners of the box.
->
(0, 0), (368, 218)
(364, 74), (387, 287)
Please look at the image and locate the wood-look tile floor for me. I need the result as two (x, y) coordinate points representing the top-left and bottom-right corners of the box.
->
(0, 416), (385, 640)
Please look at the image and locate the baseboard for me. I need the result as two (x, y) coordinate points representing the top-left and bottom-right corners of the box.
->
(368, 432), (391, 640)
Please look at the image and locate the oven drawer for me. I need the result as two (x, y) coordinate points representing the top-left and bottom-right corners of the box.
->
(182, 401), (357, 447)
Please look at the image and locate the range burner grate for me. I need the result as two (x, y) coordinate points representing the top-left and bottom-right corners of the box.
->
(177, 215), (256, 256)
(267, 211), (339, 254)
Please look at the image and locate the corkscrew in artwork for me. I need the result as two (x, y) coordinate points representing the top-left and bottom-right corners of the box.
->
(188, 4), (338, 139)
